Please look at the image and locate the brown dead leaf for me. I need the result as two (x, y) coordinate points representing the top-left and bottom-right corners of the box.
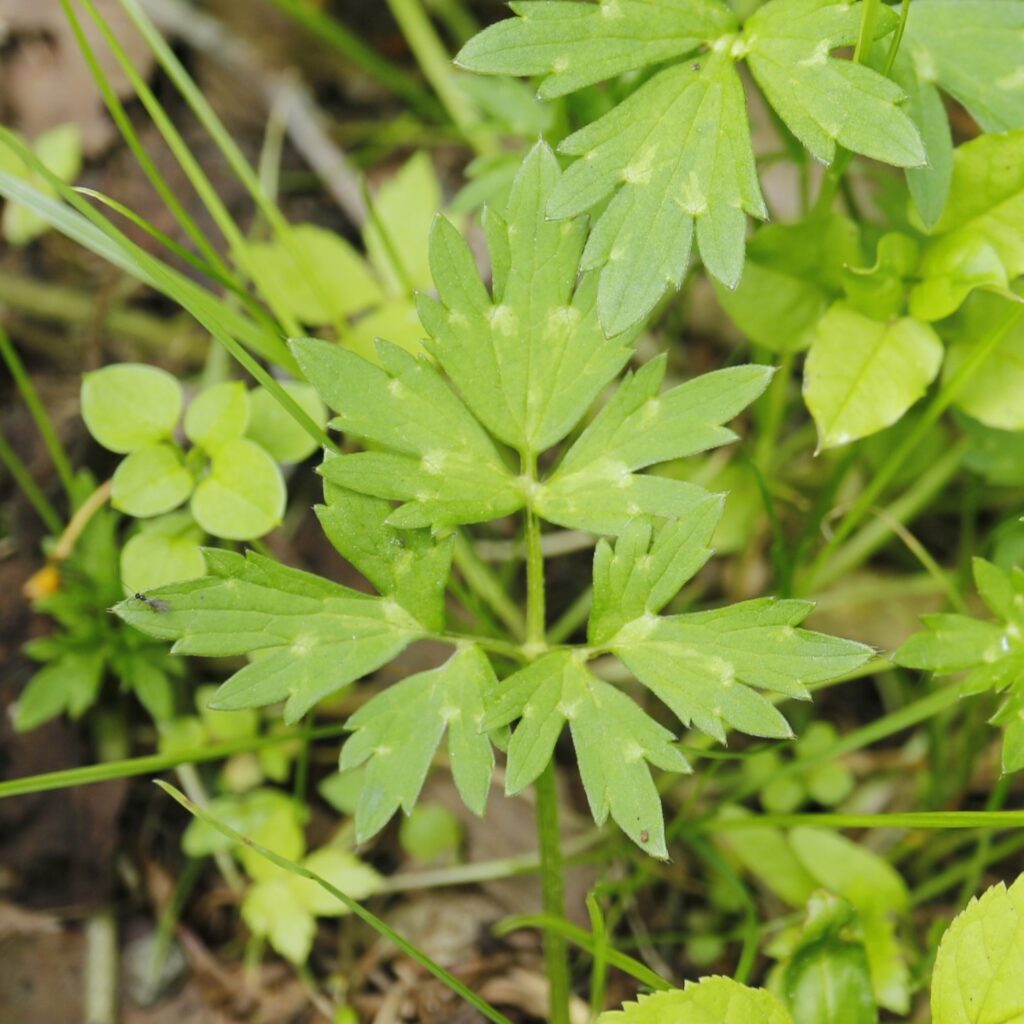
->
(0, 0), (156, 155)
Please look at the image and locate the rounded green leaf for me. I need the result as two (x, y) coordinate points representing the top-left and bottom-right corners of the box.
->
(81, 364), (183, 453)
(120, 513), (206, 593)
(804, 303), (943, 449)
(245, 382), (326, 464)
(932, 874), (1024, 1024)
(111, 443), (194, 517)
(184, 380), (250, 452)
(190, 438), (286, 540)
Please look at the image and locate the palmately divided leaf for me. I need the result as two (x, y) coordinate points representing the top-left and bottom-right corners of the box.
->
(317, 483), (454, 632)
(417, 142), (634, 454)
(338, 646), (496, 840)
(613, 599), (873, 742)
(931, 874), (1024, 1024)
(114, 550), (423, 723)
(597, 975), (794, 1024)
(550, 49), (765, 333)
(293, 337), (524, 529)
(483, 651), (690, 856)
(744, 0), (925, 168)
(896, 558), (1024, 773)
(455, 0), (737, 99)
(536, 357), (772, 533)
(588, 502), (723, 645)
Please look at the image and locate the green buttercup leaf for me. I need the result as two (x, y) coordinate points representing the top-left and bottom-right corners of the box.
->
(111, 443), (194, 517)
(896, 558), (1024, 773)
(190, 438), (286, 540)
(316, 484), (453, 632)
(483, 651), (690, 857)
(588, 502), (722, 646)
(713, 214), (862, 353)
(81, 363), (183, 454)
(294, 337), (523, 529)
(244, 224), (384, 325)
(418, 141), (634, 453)
(456, 0), (738, 99)
(744, 0), (923, 168)
(932, 875), (1024, 1024)
(613, 599), (873, 743)
(241, 879), (316, 963)
(945, 292), (1024, 431)
(549, 48), (764, 333)
(242, 847), (382, 963)
(120, 512), (206, 593)
(289, 847), (383, 916)
(803, 302), (944, 449)
(912, 131), (1024, 320)
(184, 380), (250, 452)
(597, 976), (794, 1024)
(114, 550), (423, 723)
(246, 381), (327, 464)
(339, 646), (496, 841)
(458, 0), (922, 333)
(536, 358), (773, 533)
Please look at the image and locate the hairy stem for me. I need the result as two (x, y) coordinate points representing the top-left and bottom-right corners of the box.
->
(522, 452), (570, 1024)
(535, 761), (571, 1024)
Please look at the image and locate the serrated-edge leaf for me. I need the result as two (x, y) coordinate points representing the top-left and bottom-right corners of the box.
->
(340, 646), (497, 840)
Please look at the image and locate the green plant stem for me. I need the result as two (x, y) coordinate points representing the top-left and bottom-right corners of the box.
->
(0, 427), (63, 534)
(453, 534), (526, 640)
(956, 775), (1012, 908)
(494, 914), (671, 992)
(0, 324), (76, 501)
(882, 0), (913, 75)
(801, 302), (1024, 591)
(261, 0), (444, 120)
(521, 452), (570, 1024)
(385, 0), (489, 154)
(176, 763), (244, 891)
(535, 761), (571, 1024)
(701, 809), (1024, 832)
(806, 439), (969, 593)
(0, 723), (349, 800)
(912, 831), (1024, 906)
(853, 0), (881, 62)
(378, 829), (604, 893)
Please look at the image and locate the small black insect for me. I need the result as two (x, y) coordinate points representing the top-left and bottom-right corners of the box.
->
(639, 829), (650, 843)
(692, 62), (702, 71)
(135, 591), (170, 613)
